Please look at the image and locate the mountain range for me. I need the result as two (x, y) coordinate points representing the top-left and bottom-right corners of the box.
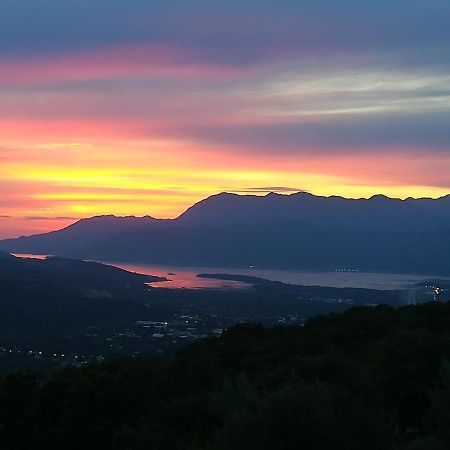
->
(1, 192), (450, 275)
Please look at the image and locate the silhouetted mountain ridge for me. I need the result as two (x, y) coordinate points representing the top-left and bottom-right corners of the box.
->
(177, 192), (450, 231)
(1, 192), (450, 275)
(5, 215), (162, 255)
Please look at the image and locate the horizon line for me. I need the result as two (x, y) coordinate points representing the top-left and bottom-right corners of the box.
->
(2, 189), (450, 241)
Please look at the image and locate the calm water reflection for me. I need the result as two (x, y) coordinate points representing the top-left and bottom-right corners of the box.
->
(103, 262), (449, 291)
(13, 254), (449, 291)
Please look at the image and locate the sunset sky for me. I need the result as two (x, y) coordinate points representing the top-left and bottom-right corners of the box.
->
(1, 0), (450, 238)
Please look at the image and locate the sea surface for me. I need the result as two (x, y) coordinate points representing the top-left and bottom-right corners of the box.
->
(114, 264), (450, 290)
(13, 254), (448, 290)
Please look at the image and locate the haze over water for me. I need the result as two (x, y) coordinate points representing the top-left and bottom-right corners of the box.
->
(117, 264), (448, 290)
(12, 254), (449, 290)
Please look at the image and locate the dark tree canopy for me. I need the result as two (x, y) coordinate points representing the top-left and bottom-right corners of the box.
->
(1, 302), (450, 449)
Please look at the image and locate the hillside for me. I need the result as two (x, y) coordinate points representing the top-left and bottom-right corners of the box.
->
(2, 302), (450, 449)
(0, 255), (170, 361)
(0, 215), (160, 256)
(0, 255), (163, 295)
(178, 192), (450, 231)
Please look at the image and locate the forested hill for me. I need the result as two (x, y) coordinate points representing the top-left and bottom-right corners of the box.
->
(0, 255), (163, 298)
(2, 301), (450, 450)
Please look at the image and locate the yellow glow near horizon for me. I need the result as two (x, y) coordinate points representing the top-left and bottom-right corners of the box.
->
(0, 3), (449, 248)
(2, 155), (449, 224)
(1, 58), (450, 239)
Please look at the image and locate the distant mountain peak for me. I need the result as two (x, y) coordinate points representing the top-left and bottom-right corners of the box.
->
(214, 192), (240, 198)
(289, 191), (314, 197)
(176, 190), (450, 229)
(369, 194), (390, 200)
(63, 214), (158, 231)
(79, 214), (157, 221)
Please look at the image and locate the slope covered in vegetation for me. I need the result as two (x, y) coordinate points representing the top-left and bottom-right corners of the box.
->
(2, 302), (450, 449)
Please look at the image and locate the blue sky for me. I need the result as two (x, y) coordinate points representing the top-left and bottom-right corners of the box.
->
(0, 0), (449, 237)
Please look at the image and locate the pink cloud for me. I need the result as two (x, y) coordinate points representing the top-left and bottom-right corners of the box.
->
(0, 44), (254, 87)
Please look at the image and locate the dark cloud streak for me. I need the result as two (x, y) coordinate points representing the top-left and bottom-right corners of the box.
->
(0, 0), (449, 69)
(173, 111), (450, 155)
